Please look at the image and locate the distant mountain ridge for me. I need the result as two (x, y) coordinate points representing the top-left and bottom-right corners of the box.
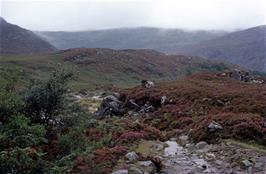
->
(176, 25), (266, 72)
(0, 17), (56, 55)
(37, 26), (266, 72)
(36, 27), (226, 53)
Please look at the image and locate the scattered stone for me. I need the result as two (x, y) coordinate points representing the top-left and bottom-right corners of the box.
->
(205, 153), (216, 160)
(161, 96), (167, 105)
(242, 159), (253, 167)
(215, 160), (224, 166)
(170, 137), (177, 141)
(129, 99), (140, 110)
(185, 143), (194, 151)
(202, 97), (212, 102)
(112, 169), (129, 174)
(196, 141), (208, 149)
(192, 158), (208, 170)
(137, 161), (156, 173)
(125, 152), (139, 162)
(178, 135), (189, 145)
(207, 121), (223, 132)
(152, 143), (164, 151)
(141, 80), (155, 88)
(128, 167), (143, 174)
(139, 101), (155, 113)
(216, 99), (225, 106)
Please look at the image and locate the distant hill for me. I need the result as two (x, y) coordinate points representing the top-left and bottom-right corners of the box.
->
(0, 48), (237, 89)
(177, 26), (266, 72)
(55, 48), (237, 87)
(36, 28), (226, 53)
(0, 17), (56, 55)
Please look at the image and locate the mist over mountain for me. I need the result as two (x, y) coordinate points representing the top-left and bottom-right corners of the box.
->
(178, 25), (266, 72)
(0, 17), (56, 55)
(37, 26), (266, 72)
(36, 28), (226, 53)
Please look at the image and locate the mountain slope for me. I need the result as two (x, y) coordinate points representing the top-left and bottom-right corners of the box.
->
(0, 17), (56, 55)
(56, 48), (238, 88)
(178, 26), (266, 72)
(0, 48), (237, 89)
(36, 28), (226, 53)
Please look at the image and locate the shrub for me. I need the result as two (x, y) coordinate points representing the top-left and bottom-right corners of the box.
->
(24, 65), (75, 125)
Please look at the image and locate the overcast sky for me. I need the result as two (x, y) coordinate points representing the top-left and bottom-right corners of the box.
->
(1, 0), (265, 31)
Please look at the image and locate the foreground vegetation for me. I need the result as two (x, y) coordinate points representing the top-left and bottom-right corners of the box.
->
(0, 66), (89, 173)
(0, 62), (265, 173)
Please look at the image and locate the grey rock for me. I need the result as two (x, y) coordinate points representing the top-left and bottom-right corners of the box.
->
(128, 167), (143, 174)
(139, 101), (155, 114)
(161, 96), (167, 105)
(129, 99), (140, 109)
(207, 121), (223, 132)
(216, 100), (225, 106)
(112, 169), (129, 174)
(126, 152), (139, 162)
(196, 141), (208, 149)
(179, 135), (189, 145)
(94, 94), (122, 118)
(242, 159), (253, 167)
(138, 161), (156, 173)
(141, 80), (155, 88)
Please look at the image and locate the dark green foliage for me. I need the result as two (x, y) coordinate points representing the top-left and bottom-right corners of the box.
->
(0, 66), (84, 173)
(24, 65), (75, 125)
(0, 69), (23, 123)
(0, 115), (48, 173)
(0, 147), (48, 174)
(0, 115), (47, 148)
(57, 127), (87, 156)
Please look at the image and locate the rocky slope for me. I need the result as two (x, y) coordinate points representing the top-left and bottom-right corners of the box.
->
(69, 71), (266, 173)
(178, 25), (266, 72)
(0, 17), (56, 55)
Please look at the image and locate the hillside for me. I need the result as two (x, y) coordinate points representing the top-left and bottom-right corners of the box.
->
(57, 48), (237, 87)
(178, 25), (266, 72)
(36, 28), (226, 53)
(0, 48), (236, 90)
(0, 17), (56, 55)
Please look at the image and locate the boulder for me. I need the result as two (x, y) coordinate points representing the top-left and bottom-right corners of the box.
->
(125, 152), (139, 162)
(139, 101), (155, 114)
(94, 94), (122, 119)
(207, 121), (223, 132)
(137, 161), (156, 173)
(141, 80), (155, 88)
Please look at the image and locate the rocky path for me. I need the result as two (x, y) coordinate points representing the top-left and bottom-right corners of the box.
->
(163, 141), (230, 174)
(112, 139), (265, 174)
(71, 93), (266, 174)
(161, 140), (266, 174)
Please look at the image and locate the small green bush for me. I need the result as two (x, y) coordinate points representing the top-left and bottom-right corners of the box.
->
(24, 65), (75, 125)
